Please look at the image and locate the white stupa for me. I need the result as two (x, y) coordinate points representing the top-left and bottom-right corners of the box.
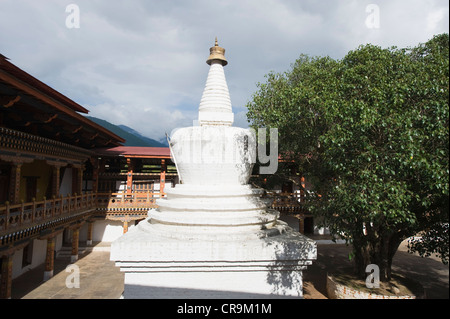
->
(110, 39), (317, 299)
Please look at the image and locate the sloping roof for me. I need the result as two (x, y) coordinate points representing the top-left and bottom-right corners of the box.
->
(94, 146), (171, 158)
(0, 54), (125, 147)
(0, 54), (88, 113)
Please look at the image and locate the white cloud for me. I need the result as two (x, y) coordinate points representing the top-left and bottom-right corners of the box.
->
(427, 7), (447, 31)
(0, 0), (448, 141)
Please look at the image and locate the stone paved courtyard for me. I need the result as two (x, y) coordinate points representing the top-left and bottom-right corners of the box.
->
(11, 238), (448, 299)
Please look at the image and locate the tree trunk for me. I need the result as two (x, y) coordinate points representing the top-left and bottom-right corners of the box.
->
(379, 235), (391, 281)
(353, 233), (401, 282)
(354, 242), (372, 280)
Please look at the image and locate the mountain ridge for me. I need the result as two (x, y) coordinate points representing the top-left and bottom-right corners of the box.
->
(118, 124), (169, 147)
(85, 116), (166, 147)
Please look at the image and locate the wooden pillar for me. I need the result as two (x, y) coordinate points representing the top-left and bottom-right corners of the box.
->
(123, 220), (129, 234)
(300, 176), (306, 202)
(126, 158), (133, 196)
(51, 165), (61, 197)
(9, 163), (21, 204)
(160, 159), (166, 197)
(71, 165), (83, 195)
(43, 237), (56, 281)
(71, 228), (79, 263)
(78, 166), (83, 194)
(71, 167), (78, 195)
(96, 158), (105, 192)
(298, 217), (305, 234)
(91, 158), (99, 194)
(0, 156), (32, 204)
(299, 176), (306, 235)
(86, 221), (93, 246)
(0, 253), (13, 299)
(46, 161), (67, 198)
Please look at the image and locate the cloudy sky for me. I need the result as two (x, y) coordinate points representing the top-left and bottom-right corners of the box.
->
(0, 0), (448, 142)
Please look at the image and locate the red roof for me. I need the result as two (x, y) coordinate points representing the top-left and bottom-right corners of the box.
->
(94, 146), (171, 158)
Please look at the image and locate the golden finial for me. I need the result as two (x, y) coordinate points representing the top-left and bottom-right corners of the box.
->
(207, 37), (227, 66)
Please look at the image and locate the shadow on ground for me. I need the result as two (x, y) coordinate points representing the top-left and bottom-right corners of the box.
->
(10, 240), (448, 299)
(303, 243), (449, 299)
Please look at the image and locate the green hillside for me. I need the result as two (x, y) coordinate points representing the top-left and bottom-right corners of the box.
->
(85, 116), (165, 147)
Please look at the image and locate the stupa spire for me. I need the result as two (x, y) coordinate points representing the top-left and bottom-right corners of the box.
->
(206, 37), (228, 66)
(198, 37), (234, 126)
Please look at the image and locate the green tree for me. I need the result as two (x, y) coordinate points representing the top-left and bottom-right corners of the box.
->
(247, 34), (449, 282)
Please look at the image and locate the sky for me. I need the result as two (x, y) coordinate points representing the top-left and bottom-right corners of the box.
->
(0, 0), (448, 142)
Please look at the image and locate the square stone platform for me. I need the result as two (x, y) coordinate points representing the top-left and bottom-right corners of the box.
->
(110, 219), (317, 299)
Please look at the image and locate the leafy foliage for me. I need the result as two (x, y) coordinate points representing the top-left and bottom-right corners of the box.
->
(247, 34), (449, 281)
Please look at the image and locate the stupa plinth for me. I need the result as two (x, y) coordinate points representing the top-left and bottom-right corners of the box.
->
(110, 39), (316, 298)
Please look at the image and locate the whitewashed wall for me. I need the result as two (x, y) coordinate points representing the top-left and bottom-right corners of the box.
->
(91, 219), (137, 242)
(59, 167), (73, 197)
(12, 238), (45, 279)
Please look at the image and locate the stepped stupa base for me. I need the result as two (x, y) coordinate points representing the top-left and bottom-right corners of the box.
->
(110, 38), (317, 299)
(110, 218), (316, 299)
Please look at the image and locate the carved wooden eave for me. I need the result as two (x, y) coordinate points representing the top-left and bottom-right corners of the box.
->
(32, 112), (58, 124)
(0, 154), (34, 165)
(38, 228), (64, 241)
(43, 113), (58, 123)
(45, 159), (69, 168)
(0, 95), (21, 108)
(0, 126), (94, 165)
(72, 126), (83, 134)
(105, 212), (148, 222)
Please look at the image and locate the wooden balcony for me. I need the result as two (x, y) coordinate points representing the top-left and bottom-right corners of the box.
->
(95, 191), (164, 221)
(0, 190), (310, 247)
(0, 193), (96, 246)
(96, 191), (161, 207)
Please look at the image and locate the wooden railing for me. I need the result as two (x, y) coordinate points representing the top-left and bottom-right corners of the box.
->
(0, 191), (169, 233)
(96, 191), (165, 213)
(268, 192), (310, 215)
(0, 190), (309, 238)
(0, 193), (96, 235)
